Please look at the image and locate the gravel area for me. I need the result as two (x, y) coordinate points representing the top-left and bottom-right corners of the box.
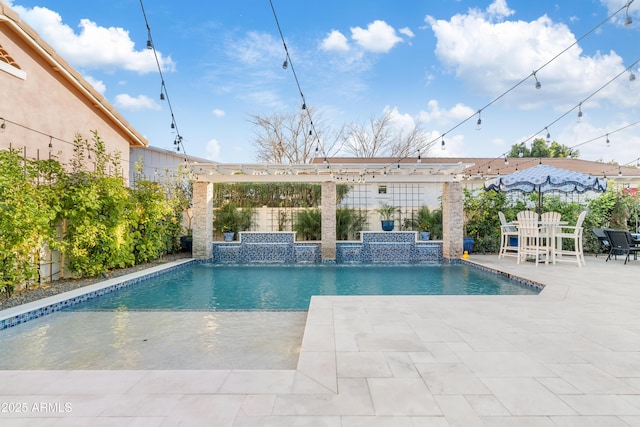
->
(0, 253), (191, 311)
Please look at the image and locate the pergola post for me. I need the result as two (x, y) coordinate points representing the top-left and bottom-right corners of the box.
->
(442, 181), (464, 259)
(192, 181), (213, 259)
(321, 181), (337, 262)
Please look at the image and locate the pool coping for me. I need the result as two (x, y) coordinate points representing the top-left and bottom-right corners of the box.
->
(0, 258), (542, 331)
(0, 259), (195, 331)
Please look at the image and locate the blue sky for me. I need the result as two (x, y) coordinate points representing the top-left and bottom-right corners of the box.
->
(6, 0), (640, 165)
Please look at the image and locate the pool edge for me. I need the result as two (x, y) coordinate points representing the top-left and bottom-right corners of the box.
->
(0, 259), (196, 331)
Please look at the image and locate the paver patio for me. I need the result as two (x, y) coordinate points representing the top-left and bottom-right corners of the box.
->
(1, 254), (639, 426)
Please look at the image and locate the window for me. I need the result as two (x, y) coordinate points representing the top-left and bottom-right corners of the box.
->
(0, 44), (26, 80)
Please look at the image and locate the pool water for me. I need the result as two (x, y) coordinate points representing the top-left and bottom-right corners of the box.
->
(67, 263), (538, 312)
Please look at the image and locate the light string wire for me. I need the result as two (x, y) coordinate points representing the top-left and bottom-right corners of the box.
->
(139, 0), (191, 165)
(269, 0), (330, 165)
(364, 0), (636, 177)
(0, 115), (195, 176)
(468, 56), (640, 178)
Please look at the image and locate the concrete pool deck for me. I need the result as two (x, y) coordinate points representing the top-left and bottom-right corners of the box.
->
(1, 254), (640, 426)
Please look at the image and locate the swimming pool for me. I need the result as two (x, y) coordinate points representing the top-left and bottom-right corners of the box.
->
(0, 262), (539, 370)
(67, 263), (539, 312)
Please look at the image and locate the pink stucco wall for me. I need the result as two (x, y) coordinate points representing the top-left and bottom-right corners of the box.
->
(0, 20), (144, 181)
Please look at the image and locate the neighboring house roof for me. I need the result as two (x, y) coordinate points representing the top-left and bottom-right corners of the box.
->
(313, 157), (640, 179)
(0, 1), (147, 147)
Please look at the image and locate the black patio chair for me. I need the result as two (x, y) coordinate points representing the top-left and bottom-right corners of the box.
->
(592, 228), (611, 257)
(603, 229), (640, 265)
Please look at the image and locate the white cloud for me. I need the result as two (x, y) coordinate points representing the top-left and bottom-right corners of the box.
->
(320, 30), (350, 52)
(350, 20), (403, 53)
(423, 0), (633, 109)
(211, 109), (226, 118)
(486, 0), (514, 19)
(231, 31), (282, 65)
(82, 74), (106, 94)
(399, 27), (415, 38)
(417, 99), (475, 126)
(10, 4), (174, 74)
(205, 139), (221, 160)
(114, 94), (160, 111)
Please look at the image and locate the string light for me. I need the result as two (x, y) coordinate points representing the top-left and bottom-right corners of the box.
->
(441, 135), (446, 150)
(476, 110), (482, 130)
(139, 0), (190, 159)
(376, 2), (637, 178)
(532, 71), (542, 89)
(545, 127), (551, 142)
(577, 103), (583, 122)
(0, 119), (5, 130)
(625, 0), (634, 26)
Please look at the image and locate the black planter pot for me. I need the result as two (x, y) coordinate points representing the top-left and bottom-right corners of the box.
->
(180, 236), (193, 252)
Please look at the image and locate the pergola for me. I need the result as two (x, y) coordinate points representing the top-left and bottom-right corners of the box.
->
(189, 162), (471, 261)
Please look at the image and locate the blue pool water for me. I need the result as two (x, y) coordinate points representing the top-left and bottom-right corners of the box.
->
(66, 263), (539, 312)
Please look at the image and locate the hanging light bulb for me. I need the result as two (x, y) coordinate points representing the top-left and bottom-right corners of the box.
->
(533, 71), (541, 89)
(417, 150), (421, 163)
(606, 134), (610, 146)
(476, 111), (482, 130)
(545, 127), (551, 142)
(441, 136), (446, 150)
(282, 59), (288, 69)
(487, 164), (491, 173)
(0, 119), (5, 130)
(504, 157), (509, 166)
(48, 136), (53, 149)
(577, 103), (583, 122)
(302, 103), (306, 110)
(618, 167), (622, 177)
(146, 33), (153, 49)
(630, 71), (637, 81)
(518, 146), (524, 158)
(624, 2), (633, 27)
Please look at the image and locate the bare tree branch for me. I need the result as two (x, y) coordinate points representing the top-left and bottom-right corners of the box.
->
(249, 109), (342, 164)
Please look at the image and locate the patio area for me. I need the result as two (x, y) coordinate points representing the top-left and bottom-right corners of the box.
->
(1, 254), (640, 426)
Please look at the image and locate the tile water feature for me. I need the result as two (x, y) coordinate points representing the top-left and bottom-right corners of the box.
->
(212, 232), (442, 264)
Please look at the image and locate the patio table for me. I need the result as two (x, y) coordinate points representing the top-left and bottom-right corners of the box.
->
(513, 220), (568, 264)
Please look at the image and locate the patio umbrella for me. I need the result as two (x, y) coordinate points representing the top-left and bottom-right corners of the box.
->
(484, 164), (607, 213)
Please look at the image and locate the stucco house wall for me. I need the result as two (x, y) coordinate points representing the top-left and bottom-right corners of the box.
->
(0, 2), (147, 182)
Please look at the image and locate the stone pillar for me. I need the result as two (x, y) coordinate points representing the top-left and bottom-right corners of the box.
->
(321, 181), (337, 262)
(442, 181), (464, 259)
(192, 181), (213, 259)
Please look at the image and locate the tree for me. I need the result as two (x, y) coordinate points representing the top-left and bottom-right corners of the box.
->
(249, 108), (342, 164)
(508, 138), (579, 158)
(341, 108), (432, 157)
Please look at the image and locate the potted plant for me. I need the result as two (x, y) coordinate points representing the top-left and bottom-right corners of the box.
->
(213, 202), (254, 242)
(416, 206), (432, 241)
(376, 203), (398, 231)
(221, 224), (235, 242)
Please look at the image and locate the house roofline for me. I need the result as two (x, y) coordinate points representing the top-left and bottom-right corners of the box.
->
(0, 2), (148, 147)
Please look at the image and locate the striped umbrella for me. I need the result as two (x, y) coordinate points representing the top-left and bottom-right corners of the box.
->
(484, 164), (607, 212)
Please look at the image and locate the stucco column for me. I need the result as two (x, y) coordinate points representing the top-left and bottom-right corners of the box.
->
(442, 181), (464, 259)
(192, 181), (213, 259)
(321, 181), (337, 261)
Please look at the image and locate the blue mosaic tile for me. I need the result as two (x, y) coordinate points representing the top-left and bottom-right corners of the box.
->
(0, 260), (195, 331)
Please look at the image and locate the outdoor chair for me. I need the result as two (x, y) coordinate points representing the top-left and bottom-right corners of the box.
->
(553, 210), (587, 267)
(498, 211), (518, 258)
(516, 210), (548, 266)
(540, 211), (562, 257)
(592, 228), (611, 257)
(604, 229), (640, 265)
